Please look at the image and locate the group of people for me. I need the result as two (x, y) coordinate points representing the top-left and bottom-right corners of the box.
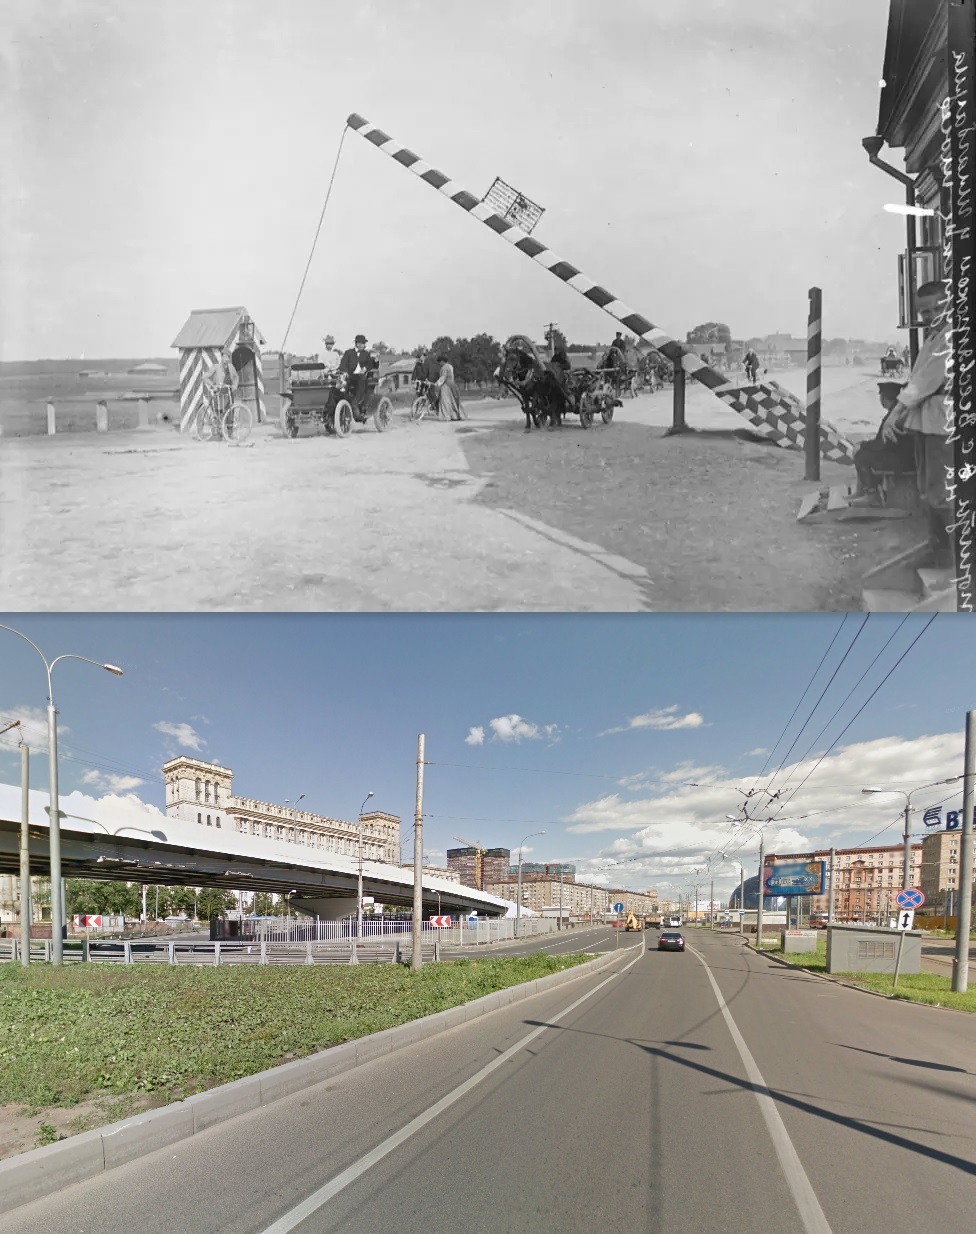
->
(411, 350), (465, 420)
(850, 280), (953, 564)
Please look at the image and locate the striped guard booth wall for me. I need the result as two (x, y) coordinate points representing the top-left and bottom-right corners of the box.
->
(178, 346), (221, 435)
(347, 113), (854, 465)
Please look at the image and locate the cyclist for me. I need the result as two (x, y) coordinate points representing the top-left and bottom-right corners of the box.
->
(203, 347), (239, 415)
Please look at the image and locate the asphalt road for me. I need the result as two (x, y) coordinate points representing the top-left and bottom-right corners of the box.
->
(2, 929), (973, 1233)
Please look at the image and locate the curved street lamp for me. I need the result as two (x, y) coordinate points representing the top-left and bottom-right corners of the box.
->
(357, 792), (374, 940)
(861, 777), (960, 891)
(1, 624), (123, 965)
(514, 830), (545, 938)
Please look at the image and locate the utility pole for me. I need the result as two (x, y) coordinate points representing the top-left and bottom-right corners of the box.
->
(952, 711), (975, 994)
(828, 847), (836, 925)
(20, 738), (31, 966)
(558, 868), (563, 930)
(902, 799), (913, 890)
(412, 734), (425, 971)
(544, 322), (559, 356)
(738, 865), (744, 934)
(756, 831), (766, 946)
(710, 878), (714, 929)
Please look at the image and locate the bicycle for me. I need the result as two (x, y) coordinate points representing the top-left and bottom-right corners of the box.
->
(409, 379), (442, 422)
(195, 383), (254, 443)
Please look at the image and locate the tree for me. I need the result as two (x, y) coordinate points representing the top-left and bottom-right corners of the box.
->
(686, 322), (732, 345)
(253, 892), (278, 916)
(196, 888), (238, 922)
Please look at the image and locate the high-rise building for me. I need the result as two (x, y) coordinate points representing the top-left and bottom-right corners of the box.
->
(920, 829), (967, 914)
(446, 847), (511, 890)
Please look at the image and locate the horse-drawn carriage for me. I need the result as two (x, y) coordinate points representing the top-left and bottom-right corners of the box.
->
(880, 353), (906, 377)
(497, 335), (619, 432)
(281, 361), (393, 438)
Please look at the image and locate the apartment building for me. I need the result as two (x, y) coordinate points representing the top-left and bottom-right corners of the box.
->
(767, 844), (922, 922)
(920, 830), (968, 913)
(446, 847), (511, 889)
(163, 757), (401, 865)
(483, 878), (656, 918)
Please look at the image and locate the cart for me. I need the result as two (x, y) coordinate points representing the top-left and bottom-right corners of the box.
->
(281, 362), (393, 438)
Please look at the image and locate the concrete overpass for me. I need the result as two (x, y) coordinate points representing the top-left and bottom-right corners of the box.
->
(0, 784), (514, 919)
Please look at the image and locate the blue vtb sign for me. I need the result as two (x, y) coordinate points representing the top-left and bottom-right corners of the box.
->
(763, 860), (826, 897)
(921, 806), (969, 830)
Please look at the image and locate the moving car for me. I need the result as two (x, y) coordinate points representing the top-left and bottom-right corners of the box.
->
(658, 930), (685, 952)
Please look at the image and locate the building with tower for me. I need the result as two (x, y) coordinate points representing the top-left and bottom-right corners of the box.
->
(162, 757), (401, 864)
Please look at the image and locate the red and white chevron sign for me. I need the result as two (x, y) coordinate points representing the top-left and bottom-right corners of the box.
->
(429, 915), (452, 927)
(346, 112), (854, 464)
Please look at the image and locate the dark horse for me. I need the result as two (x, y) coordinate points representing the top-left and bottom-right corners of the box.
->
(497, 335), (574, 431)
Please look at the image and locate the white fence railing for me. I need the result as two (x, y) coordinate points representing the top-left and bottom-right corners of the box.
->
(223, 916), (583, 946)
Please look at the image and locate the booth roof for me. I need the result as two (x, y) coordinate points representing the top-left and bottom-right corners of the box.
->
(171, 307), (266, 351)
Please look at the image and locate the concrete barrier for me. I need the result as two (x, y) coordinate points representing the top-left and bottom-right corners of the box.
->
(0, 946), (624, 1212)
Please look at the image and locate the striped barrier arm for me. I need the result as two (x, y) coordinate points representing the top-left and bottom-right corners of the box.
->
(346, 112), (854, 464)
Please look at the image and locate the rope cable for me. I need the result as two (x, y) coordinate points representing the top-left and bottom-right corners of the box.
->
(279, 124), (349, 354)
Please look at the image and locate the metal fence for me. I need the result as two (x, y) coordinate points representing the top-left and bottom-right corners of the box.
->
(218, 915), (579, 946)
(0, 937), (439, 966)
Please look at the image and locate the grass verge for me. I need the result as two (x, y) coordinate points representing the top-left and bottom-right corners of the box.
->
(0, 953), (593, 1116)
(766, 942), (976, 1011)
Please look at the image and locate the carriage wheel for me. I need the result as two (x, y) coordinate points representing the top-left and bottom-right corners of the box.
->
(601, 403), (614, 425)
(333, 399), (353, 438)
(373, 396), (393, 432)
(280, 399), (298, 439)
(410, 396), (428, 423)
(580, 406), (593, 429)
(222, 401), (253, 444)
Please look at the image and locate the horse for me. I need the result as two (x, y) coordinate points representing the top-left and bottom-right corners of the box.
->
(497, 335), (574, 432)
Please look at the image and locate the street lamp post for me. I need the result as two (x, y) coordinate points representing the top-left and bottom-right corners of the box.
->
(357, 792), (374, 941)
(861, 778), (959, 890)
(515, 831), (545, 939)
(1, 625), (123, 965)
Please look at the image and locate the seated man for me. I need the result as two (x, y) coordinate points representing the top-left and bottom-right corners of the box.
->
(338, 333), (375, 409)
(545, 343), (574, 409)
(848, 381), (916, 507)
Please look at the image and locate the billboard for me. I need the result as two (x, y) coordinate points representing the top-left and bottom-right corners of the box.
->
(763, 861), (825, 897)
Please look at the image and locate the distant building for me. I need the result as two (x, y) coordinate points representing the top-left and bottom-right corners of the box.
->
(446, 846), (511, 890)
(378, 358), (418, 391)
(511, 862), (576, 882)
(163, 757), (401, 865)
(920, 829), (968, 915)
(126, 361), (168, 375)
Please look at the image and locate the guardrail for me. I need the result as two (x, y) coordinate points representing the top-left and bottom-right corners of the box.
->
(38, 397), (175, 436)
(223, 916), (585, 946)
(0, 938), (442, 965)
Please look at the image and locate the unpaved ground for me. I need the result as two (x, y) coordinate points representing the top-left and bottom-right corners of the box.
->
(0, 1092), (160, 1161)
(0, 395), (922, 611)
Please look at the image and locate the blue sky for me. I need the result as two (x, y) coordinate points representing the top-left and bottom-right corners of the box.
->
(0, 613), (972, 900)
(2, 0), (905, 361)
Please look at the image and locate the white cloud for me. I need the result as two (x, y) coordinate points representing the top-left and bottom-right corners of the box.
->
(600, 705), (705, 736)
(489, 715), (541, 743)
(746, 747), (770, 757)
(0, 705), (68, 755)
(153, 721), (205, 751)
(465, 726), (485, 746)
(81, 770), (145, 793)
(563, 730), (968, 892)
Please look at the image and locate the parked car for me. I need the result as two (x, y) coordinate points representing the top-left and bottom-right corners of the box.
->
(658, 930), (685, 952)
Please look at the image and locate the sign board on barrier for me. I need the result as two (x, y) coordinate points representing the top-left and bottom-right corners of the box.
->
(482, 177), (545, 234)
(429, 915), (452, 927)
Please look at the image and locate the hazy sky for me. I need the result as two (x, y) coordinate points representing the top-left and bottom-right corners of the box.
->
(0, 613), (971, 901)
(1, 0), (908, 361)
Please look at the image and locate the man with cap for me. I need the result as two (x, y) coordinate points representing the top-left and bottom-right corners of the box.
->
(338, 334), (375, 410)
(848, 380), (916, 507)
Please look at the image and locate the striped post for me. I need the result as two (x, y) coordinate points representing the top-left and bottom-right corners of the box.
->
(178, 346), (221, 434)
(95, 401), (109, 433)
(805, 287), (822, 482)
(347, 113), (854, 464)
(46, 401), (56, 435)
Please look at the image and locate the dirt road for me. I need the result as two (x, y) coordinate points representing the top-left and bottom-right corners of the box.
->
(0, 397), (921, 611)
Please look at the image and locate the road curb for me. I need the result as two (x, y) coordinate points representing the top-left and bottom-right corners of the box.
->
(0, 947), (627, 1213)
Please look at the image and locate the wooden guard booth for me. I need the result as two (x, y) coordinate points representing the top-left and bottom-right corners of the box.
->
(171, 306), (267, 434)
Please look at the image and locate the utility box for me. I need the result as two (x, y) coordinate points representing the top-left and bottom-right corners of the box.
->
(782, 929), (818, 953)
(826, 924), (921, 974)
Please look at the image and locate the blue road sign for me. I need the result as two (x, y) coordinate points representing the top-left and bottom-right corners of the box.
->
(895, 888), (925, 910)
(612, 902), (624, 913)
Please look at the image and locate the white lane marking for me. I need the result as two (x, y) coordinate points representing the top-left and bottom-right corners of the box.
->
(259, 945), (642, 1234)
(688, 943), (833, 1234)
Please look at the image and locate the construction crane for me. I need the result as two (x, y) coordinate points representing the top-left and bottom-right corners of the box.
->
(452, 835), (488, 889)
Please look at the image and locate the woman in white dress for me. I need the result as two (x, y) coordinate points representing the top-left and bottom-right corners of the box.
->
(435, 354), (465, 421)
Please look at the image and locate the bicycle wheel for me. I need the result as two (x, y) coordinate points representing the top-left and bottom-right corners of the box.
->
(410, 396), (428, 423)
(373, 396), (393, 432)
(222, 401), (253, 443)
(333, 399), (353, 437)
(195, 404), (217, 442)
